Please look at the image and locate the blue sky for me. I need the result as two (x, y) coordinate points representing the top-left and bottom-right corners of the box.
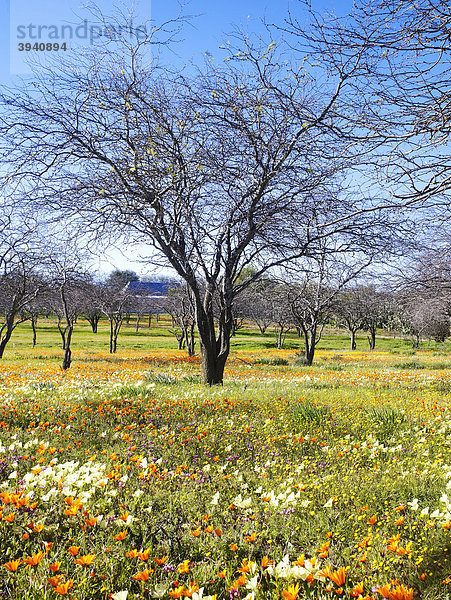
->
(3, 0), (353, 80)
(1, 0), (354, 275)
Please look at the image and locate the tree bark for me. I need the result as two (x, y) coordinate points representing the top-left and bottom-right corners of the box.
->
(368, 328), (376, 351)
(302, 325), (316, 366)
(0, 316), (15, 358)
(350, 329), (357, 350)
(31, 315), (37, 347)
(62, 326), (73, 370)
(195, 286), (232, 386)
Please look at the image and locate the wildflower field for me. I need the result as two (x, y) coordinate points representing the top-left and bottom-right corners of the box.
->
(2, 322), (451, 600)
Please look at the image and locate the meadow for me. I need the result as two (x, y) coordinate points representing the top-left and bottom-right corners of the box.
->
(1, 319), (451, 599)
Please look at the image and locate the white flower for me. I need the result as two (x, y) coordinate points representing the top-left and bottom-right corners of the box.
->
(407, 498), (419, 510)
(111, 592), (128, 600)
(211, 491), (220, 506)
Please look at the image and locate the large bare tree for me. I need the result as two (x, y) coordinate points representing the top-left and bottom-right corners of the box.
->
(0, 19), (396, 384)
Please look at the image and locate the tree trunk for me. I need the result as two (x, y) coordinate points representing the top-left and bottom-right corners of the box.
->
(135, 314), (140, 332)
(195, 290), (232, 386)
(0, 336), (9, 359)
(256, 322), (267, 335)
(367, 328), (376, 351)
(57, 317), (67, 349)
(302, 326), (316, 366)
(31, 315), (37, 347)
(350, 329), (357, 350)
(109, 320), (114, 353)
(88, 315), (99, 333)
(148, 313), (152, 327)
(0, 317), (14, 358)
(62, 326), (73, 370)
(186, 322), (196, 357)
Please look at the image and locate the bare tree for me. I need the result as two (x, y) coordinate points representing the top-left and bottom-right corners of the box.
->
(79, 279), (103, 333)
(335, 287), (371, 350)
(100, 276), (131, 354)
(240, 280), (275, 335)
(163, 284), (196, 355)
(287, 248), (373, 363)
(399, 295), (450, 348)
(0, 15), (398, 384)
(0, 211), (45, 358)
(268, 285), (293, 350)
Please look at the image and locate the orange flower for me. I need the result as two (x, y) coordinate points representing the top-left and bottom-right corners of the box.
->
(3, 559), (21, 572)
(229, 543), (237, 552)
(154, 555), (168, 566)
(137, 548), (151, 561)
(281, 583), (300, 600)
(177, 559), (190, 574)
(357, 551), (367, 563)
(114, 530), (127, 541)
(214, 528), (222, 537)
(49, 561), (61, 572)
(190, 527), (201, 537)
(244, 532), (256, 542)
(237, 558), (253, 573)
(350, 581), (364, 597)
(292, 554), (305, 567)
(84, 516), (98, 527)
(132, 568), (152, 582)
(74, 553), (96, 566)
(67, 546), (80, 556)
(395, 516), (405, 526)
(229, 574), (246, 590)
(48, 574), (65, 587)
(3, 512), (15, 523)
(23, 551), (45, 566)
(261, 556), (274, 568)
(329, 567), (346, 586)
(168, 585), (184, 599)
(53, 579), (74, 595)
(184, 582), (200, 598)
(367, 515), (377, 525)
(119, 511), (129, 521)
(126, 549), (138, 558)
(217, 569), (226, 579)
(204, 525), (213, 534)
(377, 583), (413, 600)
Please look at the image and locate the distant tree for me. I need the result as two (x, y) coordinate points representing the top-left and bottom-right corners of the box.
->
(0, 212), (45, 358)
(335, 287), (369, 350)
(248, 285), (275, 335)
(80, 280), (103, 333)
(163, 284), (196, 355)
(268, 286), (293, 350)
(399, 295), (450, 348)
(357, 286), (392, 351)
(107, 270), (139, 289)
(100, 279), (131, 353)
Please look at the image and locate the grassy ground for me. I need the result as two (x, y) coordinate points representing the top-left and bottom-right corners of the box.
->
(1, 320), (451, 599)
